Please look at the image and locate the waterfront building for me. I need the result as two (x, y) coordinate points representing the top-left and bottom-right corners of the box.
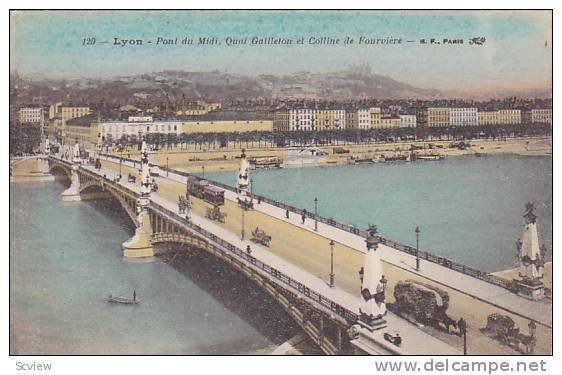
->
(357, 109), (371, 129)
(449, 107), (478, 127)
(478, 111), (499, 126)
(531, 109), (552, 124)
(181, 120), (273, 133)
(332, 109), (347, 130)
(99, 116), (182, 142)
(346, 110), (358, 129)
(18, 107), (44, 124)
(497, 109), (521, 125)
(315, 109), (335, 131)
(379, 115), (401, 129)
(273, 107), (289, 131)
(399, 114), (417, 128)
(522, 110), (533, 124)
(417, 108), (450, 128)
(369, 107), (382, 128)
(64, 115), (99, 149)
(290, 108), (315, 131)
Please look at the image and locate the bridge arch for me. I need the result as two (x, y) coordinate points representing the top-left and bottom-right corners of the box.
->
(48, 164), (72, 182)
(78, 181), (138, 225)
(149, 225), (350, 354)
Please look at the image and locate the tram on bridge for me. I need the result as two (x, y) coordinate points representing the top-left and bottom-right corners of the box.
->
(186, 176), (225, 206)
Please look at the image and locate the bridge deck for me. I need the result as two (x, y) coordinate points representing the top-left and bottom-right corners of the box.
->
(74, 157), (458, 355)
(102, 156), (551, 328)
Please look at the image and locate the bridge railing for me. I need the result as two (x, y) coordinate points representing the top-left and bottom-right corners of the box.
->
(98, 153), (515, 292)
(149, 199), (359, 324)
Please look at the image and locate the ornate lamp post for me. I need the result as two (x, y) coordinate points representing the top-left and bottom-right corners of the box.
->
(202, 164), (205, 179)
(314, 197), (318, 231)
(458, 317), (467, 355)
(241, 206), (246, 240)
(166, 155), (169, 177)
(415, 226), (421, 271)
(119, 145), (123, 179)
(329, 239), (335, 287)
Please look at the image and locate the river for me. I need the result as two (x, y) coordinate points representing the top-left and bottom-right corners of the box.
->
(10, 181), (299, 354)
(206, 154), (552, 272)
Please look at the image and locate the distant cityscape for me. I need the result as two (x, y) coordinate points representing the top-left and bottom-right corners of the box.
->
(9, 69), (552, 155)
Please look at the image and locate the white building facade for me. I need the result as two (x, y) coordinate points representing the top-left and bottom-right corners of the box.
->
(399, 115), (417, 128)
(357, 109), (371, 129)
(289, 108), (315, 131)
(99, 116), (182, 141)
(18, 107), (44, 124)
(449, 107), (479, 127)
(332, 109), (347, 130)
(531, 109), (552, 124)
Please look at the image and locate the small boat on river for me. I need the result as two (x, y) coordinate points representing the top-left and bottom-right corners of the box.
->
(105, 292), (139, 305)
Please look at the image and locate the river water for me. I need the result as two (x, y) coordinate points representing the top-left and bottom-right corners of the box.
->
(10, 154), (552, 354)
(10, 181), (298, 355)
(207, 155), (552, 272)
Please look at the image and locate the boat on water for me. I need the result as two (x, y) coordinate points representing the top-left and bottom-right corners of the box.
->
(417, 155), (444, 161)
(105, 294), (139, 305)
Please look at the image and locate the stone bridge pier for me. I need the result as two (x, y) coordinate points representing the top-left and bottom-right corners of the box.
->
(60, 164), (82, 202)
(122, 139), (154, 258)
(122, 197), (154, 258)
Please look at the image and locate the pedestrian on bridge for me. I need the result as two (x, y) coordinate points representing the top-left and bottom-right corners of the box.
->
(302, 209), (307, 224)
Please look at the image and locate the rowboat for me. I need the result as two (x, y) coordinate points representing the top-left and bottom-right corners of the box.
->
(105, 294), (139, 305)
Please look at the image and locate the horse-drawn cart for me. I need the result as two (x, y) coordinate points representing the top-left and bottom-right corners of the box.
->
(206, 205), (227, 223)
(250, 227), (271, 247)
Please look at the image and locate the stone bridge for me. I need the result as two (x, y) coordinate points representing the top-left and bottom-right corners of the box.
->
(45, 155), (361, 355)
(42, 154), (551, 356)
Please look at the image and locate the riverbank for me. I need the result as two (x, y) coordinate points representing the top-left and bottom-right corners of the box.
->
(112, 136), (552, 173)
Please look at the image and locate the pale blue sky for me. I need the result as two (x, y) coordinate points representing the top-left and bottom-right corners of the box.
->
(10, 10), (552, 91)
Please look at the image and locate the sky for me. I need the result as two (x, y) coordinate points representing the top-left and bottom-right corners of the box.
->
(10, 10), (552, 92)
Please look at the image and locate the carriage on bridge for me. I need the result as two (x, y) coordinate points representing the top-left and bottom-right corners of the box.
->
(481, 313), (537, 354)
(251, 227), (271, 247)
(206, 205), (227, 223)
(237, 196), (254, 210)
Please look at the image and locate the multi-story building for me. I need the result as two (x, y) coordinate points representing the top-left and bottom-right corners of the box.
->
(273, 108), (289, 131)
(99, 116), (182, 142)
(379, 115), (401, 129)
(497, 109), (521, 125)
(478, 111), (499, 126)
(48, 103), (91, 143)
(346, 110), (358, 129)
(64, 115), (99, 149)
(369, 107), (382, 128)
(315, 109), (334, 131)
(182, 120), (272, 133)
(18, 107), (44, 124)
(332, 109), (347, 130)
(531, 109), (552, 124)
(289, 108), (315, 131)
(418, 108), (450, 128)
(357, 109), (371, 129)
(399, 114), (417, 128)
(449, 107), (478, 127)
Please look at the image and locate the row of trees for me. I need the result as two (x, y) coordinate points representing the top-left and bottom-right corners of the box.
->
(9, 122), (42, 156)
(106, 123), (552, 151)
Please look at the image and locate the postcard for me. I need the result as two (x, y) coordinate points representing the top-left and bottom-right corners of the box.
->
(9, 9), (553, 361)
